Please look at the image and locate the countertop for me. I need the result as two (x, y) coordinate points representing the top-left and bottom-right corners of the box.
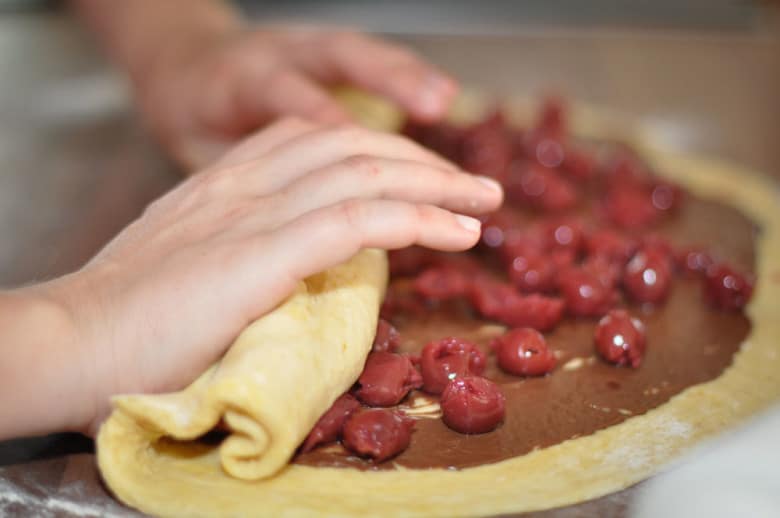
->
(0, 10), (778, 517)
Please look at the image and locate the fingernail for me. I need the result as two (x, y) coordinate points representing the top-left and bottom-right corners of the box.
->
(417, 74), (452, 117)
(427, 73), (456, 95)
(475, 175), (503, 192)
(418, 88), (444, 117)
(455, 214), (482, 233)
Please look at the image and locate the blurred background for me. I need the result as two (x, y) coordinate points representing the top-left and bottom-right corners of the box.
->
(0, 0), (778, 301)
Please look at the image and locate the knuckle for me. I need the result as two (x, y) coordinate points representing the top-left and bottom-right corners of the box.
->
(342, 154), (378, 173)
(199, 168), (237, 199)
(413, 203), (435, 224)
(336, 199), (365, 228)
(221, 202), (254, 224)
(310, 122), (367, 149)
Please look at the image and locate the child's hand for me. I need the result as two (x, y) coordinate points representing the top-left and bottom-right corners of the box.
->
(136, 26), (458, 170)
(45, 119), (501, 435)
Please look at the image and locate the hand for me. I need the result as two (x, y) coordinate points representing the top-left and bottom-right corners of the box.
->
(43, 119), (501, 435)
(136, 26), (458, 170)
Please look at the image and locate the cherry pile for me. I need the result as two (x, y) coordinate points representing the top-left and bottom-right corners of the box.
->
(299, 98), (756, 464)
(301, 319), (511, 461)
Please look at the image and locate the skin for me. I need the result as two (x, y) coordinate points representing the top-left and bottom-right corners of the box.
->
(0, 119), (503, 439)
(71, 0), (459, 170)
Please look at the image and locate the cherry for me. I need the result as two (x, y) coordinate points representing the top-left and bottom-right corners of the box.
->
(420, 337), (486, 394)
(506, 162), (578, 211)
(676, 246), (713, 276)
(623, 249), (673, 304)
(498, 227), (548, 266)
(704, 263), (754, 311)
(413, 267), (471, 301)
(492, 328), (556, 376)
(582, 255), (622, 289)
(372, 319), (401, 353)
(544, 218), (585, 254)
(585, 229), (637, 264)
(354, 352), (423, 407)
(595, 310), (647, 368)
(549, 247), (577, 271)
(534, 137), (565, 168)
(650, 180), (684, 212)
(342, 409), (415, 462)
(460, 111), (512, 183)
(603, 185), (661, 229)
(558, 267), (617, 317)
(389, 247), (439, 277)
(301, 394), (362, 453)
(605, 152), (652, 188)
(562, 145), (597, 181)
(403, 121), (463, 162)
(492, 293), (566, 332)
(469, 276), (563, 330)
(440, 377), (506, 434)
(508, 252), (556, 293)
(379, 289), (425, 320)
(640, 234), (675, 257)
(536, 95), (567, 138)
(468, 277), (519, 320)
(479, 210), (525, 251)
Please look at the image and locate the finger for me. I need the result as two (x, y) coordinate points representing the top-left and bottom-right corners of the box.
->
(305, 32), (458, 122)
(212, 116), (318, 168)
(242, 124), (461, 193)
(235, 66), (352, 130)
(257, 199), (482, 284)
(270, 156), (503, 223)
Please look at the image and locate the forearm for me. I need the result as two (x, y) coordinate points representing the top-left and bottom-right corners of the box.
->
(70, 0), (243, 86)
(0, 283), (93, 439)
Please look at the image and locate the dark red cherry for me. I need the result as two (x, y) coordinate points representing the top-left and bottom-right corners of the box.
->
(491, 293), (566, 332)
(354, 352), (423, 407)
(602, 181), (663, 230)
(558, 267), (617, 317)
(544, 218), (585, 255)
(623, 249), (673, 304)
(561, 145), (597, 181)
(508, 252), (556, 293)
(460, 111), (512, 183)
(506, 163), (577, 212)
(704, 263), (754, 311)
(468, 277), (519, 320)
(585, 229), (637, 264)
(413, 267), (471, 301)
(595, 310), (647, 368)
(492, 328), (556, 376)
(440, 376), (506, 434)
(342, 409), (415, 462)
(301, 394), (362, 453)
(676, 246), (714, 276)
(420, 337), (486, 394)
(372, 319), (401, 353)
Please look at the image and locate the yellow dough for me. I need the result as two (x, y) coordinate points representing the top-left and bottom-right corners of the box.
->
(97, 92), (780, 517)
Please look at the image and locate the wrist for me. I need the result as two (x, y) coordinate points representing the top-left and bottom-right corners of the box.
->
(35, 271), (112, 435)
(0, 281), (97, 438)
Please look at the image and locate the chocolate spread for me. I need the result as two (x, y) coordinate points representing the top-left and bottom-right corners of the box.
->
(294, 195), (756, 470)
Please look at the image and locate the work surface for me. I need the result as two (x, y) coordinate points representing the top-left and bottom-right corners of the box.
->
(1, 11), (778, 517)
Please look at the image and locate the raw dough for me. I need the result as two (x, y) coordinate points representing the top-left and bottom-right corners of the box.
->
(96, 92), (780, 517)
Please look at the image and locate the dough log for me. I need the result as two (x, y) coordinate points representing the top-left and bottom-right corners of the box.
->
(97, 249), (387, 507)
